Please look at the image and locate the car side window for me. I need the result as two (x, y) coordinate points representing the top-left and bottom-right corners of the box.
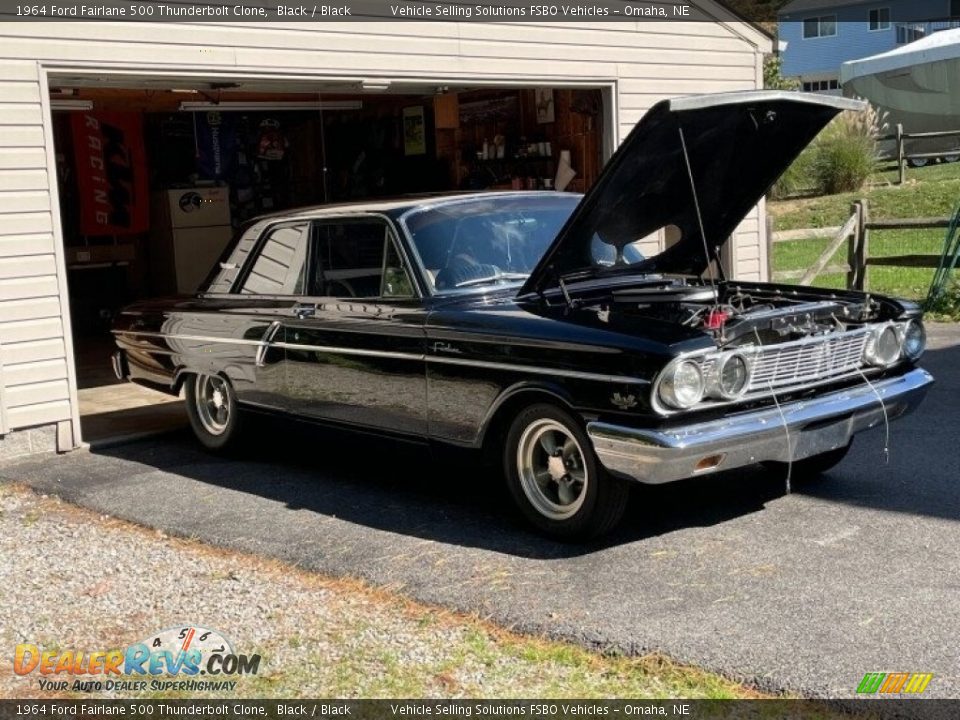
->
(238, 223), (310, 296)
(309, 220), (415, 299)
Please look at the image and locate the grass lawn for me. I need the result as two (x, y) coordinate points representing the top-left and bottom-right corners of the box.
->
(769, 161), (960, 303)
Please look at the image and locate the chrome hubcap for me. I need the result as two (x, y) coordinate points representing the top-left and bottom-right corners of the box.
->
(517, 419), (588, 521)
(195, 375), (231, 436)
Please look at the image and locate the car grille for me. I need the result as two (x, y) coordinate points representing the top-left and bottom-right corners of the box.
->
(746, 329), (870, 393)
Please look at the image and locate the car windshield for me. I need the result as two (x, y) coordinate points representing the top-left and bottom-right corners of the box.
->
(402, 194), (582, 294)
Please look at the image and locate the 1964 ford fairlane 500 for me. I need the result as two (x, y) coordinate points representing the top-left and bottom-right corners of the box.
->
(112, 91), (933, 539)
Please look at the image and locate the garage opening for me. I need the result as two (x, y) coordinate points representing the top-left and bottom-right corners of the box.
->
(47, 77), (608, 444)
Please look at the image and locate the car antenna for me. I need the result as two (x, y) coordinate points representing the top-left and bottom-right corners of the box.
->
(678, 124), (721, 299)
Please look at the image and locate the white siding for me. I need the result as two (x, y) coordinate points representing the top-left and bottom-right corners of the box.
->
(0, 11), (770, 441)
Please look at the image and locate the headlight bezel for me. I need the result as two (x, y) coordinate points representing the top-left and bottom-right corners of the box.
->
(654, 351), (755, 412)
(901, 319), (926, 361)
(656, 358), (707, 410)
(714, 352), (751, 400)
(863, 323), (902, 367)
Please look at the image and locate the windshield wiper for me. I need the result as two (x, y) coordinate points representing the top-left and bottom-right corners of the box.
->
(455, 272), (529, 288)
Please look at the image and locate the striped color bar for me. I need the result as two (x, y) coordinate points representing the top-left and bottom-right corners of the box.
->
(857, 673), (934, 694)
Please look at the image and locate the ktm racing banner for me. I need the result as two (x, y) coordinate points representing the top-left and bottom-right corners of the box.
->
(70, 112), (149, 236)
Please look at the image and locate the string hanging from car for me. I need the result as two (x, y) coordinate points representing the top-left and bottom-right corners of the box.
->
(677, 123), (719, 306)
(856, 367), (892, 466)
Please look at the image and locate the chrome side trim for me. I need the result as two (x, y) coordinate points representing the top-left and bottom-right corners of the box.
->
(256, 321), (283, 367)
(114, 329), (648, 385)
(427, 354), (649, 385)
(274, 341), (421, 363)
(589, 368), (933, 485)
(112, 329), (265, 347)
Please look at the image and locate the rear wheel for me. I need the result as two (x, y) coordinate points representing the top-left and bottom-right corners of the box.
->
(504, 403), (629, 540)
(907, 157), (930, 168)
(185, 373), (243, 451)
(765, 441), (852, 480)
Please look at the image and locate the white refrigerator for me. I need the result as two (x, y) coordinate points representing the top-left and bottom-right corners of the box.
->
(150, 187), (233, 295)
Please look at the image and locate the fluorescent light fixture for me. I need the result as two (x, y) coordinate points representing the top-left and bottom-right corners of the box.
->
(178, 100), (362, 112)
(360, 79), (391, 92)
(51, 100), (93, 111)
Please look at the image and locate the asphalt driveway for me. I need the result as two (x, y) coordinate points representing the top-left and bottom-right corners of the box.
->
(3, 326), (958, 698)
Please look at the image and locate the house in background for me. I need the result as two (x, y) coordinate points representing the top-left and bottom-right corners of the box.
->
(779, 0), (960, 93)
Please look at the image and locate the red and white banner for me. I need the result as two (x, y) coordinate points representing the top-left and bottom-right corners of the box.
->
(70, 112), (149, 236)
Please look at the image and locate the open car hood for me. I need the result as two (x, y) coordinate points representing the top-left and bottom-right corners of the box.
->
(519, 91), (866, 297)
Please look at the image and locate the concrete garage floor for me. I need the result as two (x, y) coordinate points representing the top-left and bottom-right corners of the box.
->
(2, 326), (958, 698)
(73, 335), (187, 446)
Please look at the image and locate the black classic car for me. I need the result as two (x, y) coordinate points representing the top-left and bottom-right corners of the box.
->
(112, 91), (933, 539)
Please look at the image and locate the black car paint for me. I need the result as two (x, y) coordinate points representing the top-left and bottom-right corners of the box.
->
(113, 264), (918, 454)
(113, 93), (914, 457)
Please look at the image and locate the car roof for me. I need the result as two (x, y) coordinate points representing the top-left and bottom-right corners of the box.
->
(247, 190), (581, 223)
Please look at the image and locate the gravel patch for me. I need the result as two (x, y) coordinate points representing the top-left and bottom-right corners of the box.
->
(0, 485), (745, 700)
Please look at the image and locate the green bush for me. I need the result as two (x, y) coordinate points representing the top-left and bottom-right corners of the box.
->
(811, 113), (879, 194)
(771, 103), (886, 199)
(771, 145), (816, 199)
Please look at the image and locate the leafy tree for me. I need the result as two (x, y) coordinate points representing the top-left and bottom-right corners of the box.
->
(764, 56), (800, 90)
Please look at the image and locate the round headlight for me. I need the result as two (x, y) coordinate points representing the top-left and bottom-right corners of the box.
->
(903, 320), (926, 360)
(717, 354), (750, 399)
(658, 360), (706, 410)
(864, 325), (901, 367)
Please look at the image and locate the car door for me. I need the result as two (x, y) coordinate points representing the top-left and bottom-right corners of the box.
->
(279, 216), (428, 437)
(170, 219), (312, 411)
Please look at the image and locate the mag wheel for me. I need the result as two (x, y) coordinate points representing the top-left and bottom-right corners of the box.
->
(504, 403), (628, 540)
(185, 373), (243, 451)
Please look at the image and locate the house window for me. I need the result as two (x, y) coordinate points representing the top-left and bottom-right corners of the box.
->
(802, 80), (840, 93)
(803, 15), (838, 38)
(897, 24), (926, 43)
(869, 8), (891, 30)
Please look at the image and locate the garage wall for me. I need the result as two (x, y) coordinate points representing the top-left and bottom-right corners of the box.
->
(0, 60), (72, 442)
(0, 12), (771, 446)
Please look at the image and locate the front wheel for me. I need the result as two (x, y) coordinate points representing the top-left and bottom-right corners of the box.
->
(504, 404), (629, 540)
(185, 373), (243, 451)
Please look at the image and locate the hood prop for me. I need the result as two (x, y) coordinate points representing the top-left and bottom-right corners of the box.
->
(678, 124), (725, 286)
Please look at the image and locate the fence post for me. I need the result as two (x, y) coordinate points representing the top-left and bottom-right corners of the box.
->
(859, 199), (871, 291)
(765, 213), (774, 283)
(847, 202), (860, 290)
(897, 123), (906, 185)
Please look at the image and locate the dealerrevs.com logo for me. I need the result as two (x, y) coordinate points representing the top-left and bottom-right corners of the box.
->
(14, 625), (261, 693)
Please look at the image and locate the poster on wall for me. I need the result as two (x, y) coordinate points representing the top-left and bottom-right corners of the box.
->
(402, 106), (426, 156)
(535, 89), (555, 124)
(196, 111), (238, 181)
(70, 112), (149, 236)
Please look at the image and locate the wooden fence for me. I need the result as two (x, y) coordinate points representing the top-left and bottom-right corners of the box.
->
(770, 199), (951, 289)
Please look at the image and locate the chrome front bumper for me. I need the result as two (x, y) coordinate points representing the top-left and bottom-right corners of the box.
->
(587, 368), (933, 485)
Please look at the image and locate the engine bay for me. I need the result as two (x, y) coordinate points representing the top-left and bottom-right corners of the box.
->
(586, 276), (886, 348)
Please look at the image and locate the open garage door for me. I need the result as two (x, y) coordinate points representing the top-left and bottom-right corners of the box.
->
(46, 75), (609, 444)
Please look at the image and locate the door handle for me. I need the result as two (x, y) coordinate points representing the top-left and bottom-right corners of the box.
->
(293, 303), (316, 319)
